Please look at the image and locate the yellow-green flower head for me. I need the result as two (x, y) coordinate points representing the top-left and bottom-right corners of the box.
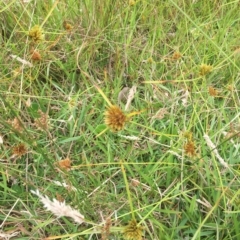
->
(123, 219), (144, 240)
(28, 25), (44, 42)
(199, 64), (213, 76)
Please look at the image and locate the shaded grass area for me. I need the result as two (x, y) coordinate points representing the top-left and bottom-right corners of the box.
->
(0, 0), (240, 239)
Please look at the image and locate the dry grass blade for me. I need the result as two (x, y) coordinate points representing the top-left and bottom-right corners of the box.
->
(125, 85), (137, 111)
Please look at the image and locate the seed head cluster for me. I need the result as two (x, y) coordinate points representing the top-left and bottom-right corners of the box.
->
(199, 64), (213, 76)
(105, 105), (127, 131)
(208, 86), (218, 96)
(63, 20), (73, 31)
(183, 132), (196, 157)
(28, 25), (44, 42)
(9, 117), (23, 132)
(123, 219), (144, 240)
(184, 140), (196, 157)
(12, 143), (27, 157)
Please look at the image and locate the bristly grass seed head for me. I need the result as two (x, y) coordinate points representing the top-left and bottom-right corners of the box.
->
(30, 49), (42, 61)
(199, 64), (213, 76)
(105, 105), (128, 132)
(183, 132), (197, 157)
(12, 143), (27, 157)
(208, 86), (218, 96)
(184, 140), (196, 157)
(63, 20), (73, 31)
(8, 117), (23, 132)
(123, 219), (144, 240)
(28, 25), (44, 42)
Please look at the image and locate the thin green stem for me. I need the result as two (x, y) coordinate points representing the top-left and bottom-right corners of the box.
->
(120, 160), (135, 220)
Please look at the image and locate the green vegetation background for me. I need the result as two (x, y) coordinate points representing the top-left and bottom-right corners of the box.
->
(0, 0), (240, 239)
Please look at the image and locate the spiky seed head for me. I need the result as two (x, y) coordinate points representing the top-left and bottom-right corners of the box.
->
(104, 105), (127, 131)
(199, 64), (213, 76)
(184, 140), (196, 157)
(31, 50), (41, 61)
(208, 86), (218, 96)
(57, 158), (72, 171)
(172, 51), (182, 60)
(12, 143), (27, 157)
(28, 25), (44, 42)
(63, 21), (73, 31)
(123, 219), (144, 240)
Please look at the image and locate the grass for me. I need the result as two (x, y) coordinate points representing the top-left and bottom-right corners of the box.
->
(0, 0), (240, 239)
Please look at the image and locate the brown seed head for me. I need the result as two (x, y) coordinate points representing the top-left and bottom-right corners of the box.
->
(172, 51), (182, 60)
(101, 217), (112, 240)
(57, 158), (72, 171)
(9, 117), (23, 132)
(184, 140), (196, 157)
(104, 105), (127, 131)
(56, 193), (65, 203)
(208, 86), (218, 96)
(31, 50), (41, 61)
(12, 143), (27, 157)
(63, 21), (73, 31)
